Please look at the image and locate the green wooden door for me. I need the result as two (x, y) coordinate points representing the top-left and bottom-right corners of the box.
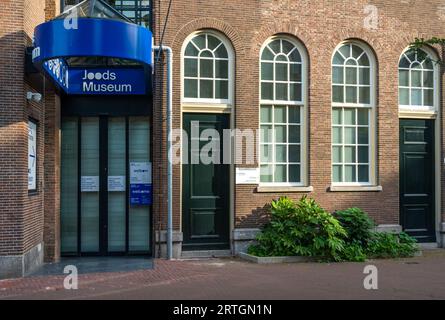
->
(182, 113), (230, 250)
(399, 119), (436, 242)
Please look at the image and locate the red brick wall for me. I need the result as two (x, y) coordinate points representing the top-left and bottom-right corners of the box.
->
(0, 0), (48, 256)
(152, 0), (445, 231)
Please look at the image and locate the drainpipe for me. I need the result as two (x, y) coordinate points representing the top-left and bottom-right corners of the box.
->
(153, 45), (173, 260)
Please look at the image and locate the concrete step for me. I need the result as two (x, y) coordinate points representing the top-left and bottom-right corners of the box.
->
(181, 250), (232, 259)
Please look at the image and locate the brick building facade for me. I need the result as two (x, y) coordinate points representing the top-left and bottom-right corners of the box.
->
(0, 0), (444, 278)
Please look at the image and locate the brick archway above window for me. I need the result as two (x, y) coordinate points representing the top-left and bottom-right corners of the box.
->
(172, 18), (245, 55)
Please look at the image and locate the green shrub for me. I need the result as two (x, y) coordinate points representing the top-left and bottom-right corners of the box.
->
(341, 241), (367, 262)
(334, 208), (375, 246)
(366, 231), (418, 259)
(248, 196), (347, 261)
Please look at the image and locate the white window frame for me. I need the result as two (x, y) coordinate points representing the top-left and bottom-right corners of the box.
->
(331, 41), (377, 187)
(181, 31), (234, 107)
(259, 36), (308, 187)
(398, 47), (439, 113)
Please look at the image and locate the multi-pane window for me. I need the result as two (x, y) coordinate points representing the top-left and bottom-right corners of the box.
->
(260, 38), (305, 185)
(399, 49), (434, 109)
(183, 33), (230, 102)
(332, 43), (374, 184)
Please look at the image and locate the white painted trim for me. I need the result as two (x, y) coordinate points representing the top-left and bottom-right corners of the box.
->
(330, 40), (378, 186)
(256, 186), (314, 193)
(180, 30), (235, 107)
(329, 185), (382, 192)
(258, 35), (309, 187)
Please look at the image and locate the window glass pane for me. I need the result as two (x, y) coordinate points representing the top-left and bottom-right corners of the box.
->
(260, 106), (272, 123)
(200, 80), (213, 98)
(332, 146), (342, 163)
(214, 45), (228, 58)
(260, 145), (273, 162)
(289, 84), (302, 101)
(399, 88), (409, 105)
(333, 52), (344, 65)
(344, 146), (356, 163)
(282, 40), (294, 55)
(344, 127), (356, 144)
(424, 89), (433, 106)
(261, 47), (274, 61)
(288, 107), (300, 124)
(358, 54), (370, 66)
(261, 125), (273, 143)
(345, 86), (357, 103)
(358, 127), (369, 144)
(275, 145), (286, 162)
(332, 108), (342, 125)
(339, 45), (350, 59)
(333, 66), (343, 84)
(358, 165), (369, 182)
(423, 58), (433, 70)
(274, 165), (287, 182)
(399, 70), (409, 86)
(399, 56), (410, 68)
(344, 109), (356, 125)
(359, 87), (370, 104)
(345, 67), (357, 84)
(344, 165), (356, 182)
(207, 35), (220, 50)
(351, 45), (363, 59)
(359, 68), (370, 85)
(275, 63), (288, 81)
(261, 83), (273, 100)
(411, 70), (421, 87)
(289, 125), (300, 143)
(411, 89), (422, 105)
(423, 71), (433, 87)
(274, 106), (286, 123)
(261, 62), (273, 81)
(200, 59), (213, 78)
(289, 165), (301, 183)
(215, 60), (228, 79)
(215, 80), (228, 99)
(288, 145), (301, 163)
(185, 79), (198, 98)
(333, 85), (344, 103)
(193, 35), (206, 49)
(184, 58), (197, 77)
(185, 43), (199, 56)
(333, 165), (342, 182)
(333, 127), (342, 144)
(260, 165), (273, 182)
(269, 40), (281, 54)
(357, 109), (369, 125)
(290, 64), (302, 82)
(274, 125), (286, 143)
(358, 146), (369, 163)
(289, 48), (301, 62)
(275, 83), (288, 100)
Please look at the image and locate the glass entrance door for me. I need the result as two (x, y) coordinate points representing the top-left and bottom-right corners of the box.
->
(61, 116), (151, 256)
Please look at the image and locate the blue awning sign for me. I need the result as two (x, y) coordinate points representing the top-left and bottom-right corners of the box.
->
(32, 17), (152, 95)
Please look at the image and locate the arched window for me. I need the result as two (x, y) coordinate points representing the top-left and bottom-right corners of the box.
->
(183, 32), (231, 103)
(331, 42), (376, 185)
(259, 37), (307, 185)
(399, 49), (436, 110)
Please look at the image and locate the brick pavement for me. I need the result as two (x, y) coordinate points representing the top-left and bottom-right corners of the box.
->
(1, 250), (445, 300)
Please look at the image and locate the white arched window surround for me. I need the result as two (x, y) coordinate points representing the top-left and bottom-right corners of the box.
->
(259, 35), (309, 187)
(398, 46), (439, 113)
(331, 40), (377, 186)
(181, 30), (235, 106)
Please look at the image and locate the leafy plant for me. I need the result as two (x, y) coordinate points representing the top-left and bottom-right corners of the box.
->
(341, 241), (367, 262)
(366, 231), (418, 259)
(334, 208), (375, 246)
(248, 196), (347, 261)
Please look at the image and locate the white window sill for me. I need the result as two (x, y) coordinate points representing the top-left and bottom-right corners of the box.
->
(329, 185), (382, 192)
(256, 186), (314, 193)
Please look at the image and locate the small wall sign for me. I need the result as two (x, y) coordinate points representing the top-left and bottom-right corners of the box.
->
(236, 168), (259, 184)
(129, 162), (152, 206)
(108, 176), (126, 192)
(81, 176), (99, 192)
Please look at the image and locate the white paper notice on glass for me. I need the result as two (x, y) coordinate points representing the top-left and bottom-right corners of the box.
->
(130, 162), (152, 184)
(236, 168), (259, 184)
(81, 176), (99, 192)
(108, 176), (126, 192)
